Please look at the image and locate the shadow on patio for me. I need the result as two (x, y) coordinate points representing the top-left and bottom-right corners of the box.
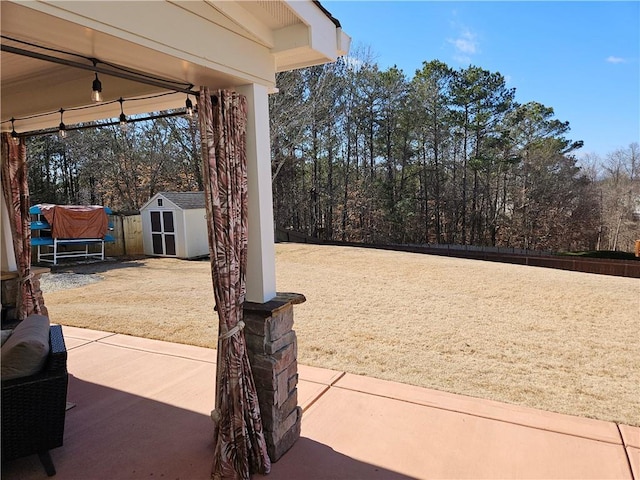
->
(2, 325), (637, 480)
(3, 377), (215, 479)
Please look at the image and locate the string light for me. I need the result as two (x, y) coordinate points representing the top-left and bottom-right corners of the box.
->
(3, 35), (199, 136)
(185, 95), (193, 117)
(58, 109), (67, 139)
(3, 91), (197, 138)
(91, 60), (103, 102)
(118, 97), (127, 132)
(10, 118), (19, 144)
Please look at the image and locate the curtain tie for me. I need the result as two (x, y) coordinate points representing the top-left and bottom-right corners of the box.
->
(211, 321), (246, 425)
(210, 408), (221, 424)
(217, 320), (245, 342)
(18, 271), (33, 284)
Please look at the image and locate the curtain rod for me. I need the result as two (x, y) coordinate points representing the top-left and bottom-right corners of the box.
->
(1, 44), (199, 96)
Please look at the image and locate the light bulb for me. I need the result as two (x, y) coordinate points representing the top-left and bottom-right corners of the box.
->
(91, 73), (102, 102)
(91, 88), (103, 102)
(118, 98), (127, 132)
(58, 109), (67, 138)
(10, 118), (19, 144)
(91, 62), (103, 102)
(119, 113), (128, 132)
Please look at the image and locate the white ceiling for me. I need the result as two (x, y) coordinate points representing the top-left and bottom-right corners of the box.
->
(1, 0), (349, 134)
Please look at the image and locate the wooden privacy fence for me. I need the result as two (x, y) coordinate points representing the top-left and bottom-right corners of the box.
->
(275, 229), (640, 279)
(105, 214), (143, 256)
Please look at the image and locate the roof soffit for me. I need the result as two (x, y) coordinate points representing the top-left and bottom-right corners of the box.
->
(6, 1), (276, 82)
(1, 1), (275, 130)
(1, 0), (349, 132)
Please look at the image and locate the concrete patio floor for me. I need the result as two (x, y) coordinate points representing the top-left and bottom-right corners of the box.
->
(3, 325), (638, 480)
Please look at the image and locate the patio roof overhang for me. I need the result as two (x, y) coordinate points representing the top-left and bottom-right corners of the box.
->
(0, 0), (350, 304)
(1, 0), (351, 133)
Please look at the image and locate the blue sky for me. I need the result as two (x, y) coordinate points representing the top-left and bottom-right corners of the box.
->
(324, 1), (639, 160)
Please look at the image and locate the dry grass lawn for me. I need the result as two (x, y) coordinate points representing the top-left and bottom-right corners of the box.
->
(41, 243), (640, 426)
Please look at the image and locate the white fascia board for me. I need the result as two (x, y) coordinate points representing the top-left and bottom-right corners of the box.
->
(274, 50), (330, 72)
(273, 1), (350, 71)
(20, 1), (276, 86)
(337, 28), (352, 57)
(284, 0), (341, 58)
(140, 193), (161, 212)
(140, 193), (182, 212)
(139, 194), (158, 213)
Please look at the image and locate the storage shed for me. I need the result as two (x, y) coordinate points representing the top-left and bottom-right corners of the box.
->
(140, 192), (208, 259)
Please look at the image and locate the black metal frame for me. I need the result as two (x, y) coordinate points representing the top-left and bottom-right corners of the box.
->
(2, 325), (69, 476)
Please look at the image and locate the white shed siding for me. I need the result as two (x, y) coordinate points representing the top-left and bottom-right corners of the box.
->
(141, 192), (209, 259)
(174, 209), (187, 258)
(183, 208), (209, 258)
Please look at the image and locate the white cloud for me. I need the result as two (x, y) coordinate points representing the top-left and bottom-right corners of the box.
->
(448, 28), (479, 64)
(453, 31), (477, 54)
(606, 56), (626, 64)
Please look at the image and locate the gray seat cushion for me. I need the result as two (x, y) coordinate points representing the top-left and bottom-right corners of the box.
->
(1, 314), (51, 380)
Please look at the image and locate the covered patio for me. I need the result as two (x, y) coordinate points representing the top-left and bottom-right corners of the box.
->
(3, 325), (637, 480)
(2, 2), (639, 479)
(2, 1), (351, 478)
(1, 0), (349, 306)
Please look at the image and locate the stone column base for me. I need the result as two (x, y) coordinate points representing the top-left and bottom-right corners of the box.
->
(243, 292), (305, 462)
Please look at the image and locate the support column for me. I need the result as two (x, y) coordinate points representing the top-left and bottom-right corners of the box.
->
(237, 83), (276, 304)
(244, 292), (305, 461)
(1, 187), (17, 272)
(237, 83), (303, 462)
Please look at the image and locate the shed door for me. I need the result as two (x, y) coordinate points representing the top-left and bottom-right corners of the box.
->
(150, 211), (176, 256)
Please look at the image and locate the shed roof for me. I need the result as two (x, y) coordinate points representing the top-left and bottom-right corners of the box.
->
(155, 192), (206, 210)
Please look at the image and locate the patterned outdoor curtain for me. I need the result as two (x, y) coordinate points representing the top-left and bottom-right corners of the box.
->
(198, 88), (271, 480)
(1, 133), (47, 319)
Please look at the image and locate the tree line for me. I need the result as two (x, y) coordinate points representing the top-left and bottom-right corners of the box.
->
(269, 55), (639, 252)
(27, 115), (201, 213)
(25, 56), (639, 252)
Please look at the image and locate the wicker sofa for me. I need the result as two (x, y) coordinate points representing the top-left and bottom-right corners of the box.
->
(1, 323), (69, 476)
